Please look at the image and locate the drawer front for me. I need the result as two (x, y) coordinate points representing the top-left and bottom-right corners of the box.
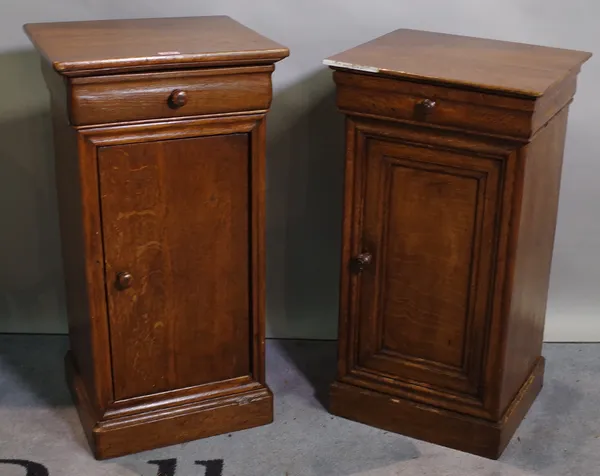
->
(69, 66), (272, 125)
(334, 71), (534, 138)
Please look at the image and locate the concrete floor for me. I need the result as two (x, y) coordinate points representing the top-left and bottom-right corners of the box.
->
(0, 335), (598, 476)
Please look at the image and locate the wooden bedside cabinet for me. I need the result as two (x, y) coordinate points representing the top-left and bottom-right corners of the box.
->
(324, 30), (590, 458)
(25, 16), (288, 459)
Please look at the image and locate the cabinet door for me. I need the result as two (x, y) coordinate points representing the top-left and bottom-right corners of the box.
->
(98, 134), (250, 400)
(353, 137), (501, 398)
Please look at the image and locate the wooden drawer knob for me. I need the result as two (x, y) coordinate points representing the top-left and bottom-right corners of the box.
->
(116, 271), (133, 290)
(168, 89), (188, 108)
(418, 98), (436, 114)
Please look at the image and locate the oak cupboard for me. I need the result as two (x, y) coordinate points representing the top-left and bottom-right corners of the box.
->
(324, 29), (591, 459)
(25, 16), (288, 459)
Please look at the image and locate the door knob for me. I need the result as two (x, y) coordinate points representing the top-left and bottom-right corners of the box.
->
(168, 89), (188, 108)
(351, 252), (373, 272)
(419, 98), (436, 112)
(116, 271), (133, 290)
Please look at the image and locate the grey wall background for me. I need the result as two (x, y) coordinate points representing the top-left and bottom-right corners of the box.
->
(0, 1), (598, 340)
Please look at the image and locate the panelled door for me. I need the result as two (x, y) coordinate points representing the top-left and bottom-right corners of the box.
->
(351, 135), (503, 399)
(98, 133), (251, 400)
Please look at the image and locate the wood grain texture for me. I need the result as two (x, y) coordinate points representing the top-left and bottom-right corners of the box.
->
(81, 114), (262, 146)
(66, 352), (273, 460)
(532, 71), (578, 133)
(49, 77), (113, 414)
(29, 16), (285, 459)
(380, 166), (477, 368)
(328, 30), (590, 459)
(333, 118), (520, 421)
(325, 28), (591, 97)
(330, 357), (544, 460)
(99, 134), (250, 400)
(94, 388), (273, 460)
(104, 376), (261, 420)
(499, 106), (570, 411)
(24, 16), (289, 76)
(355, 136), (502, 399)
(334, 71), (534, 139)
(69, 66), (273, 125)
(333, 70), (583, 140)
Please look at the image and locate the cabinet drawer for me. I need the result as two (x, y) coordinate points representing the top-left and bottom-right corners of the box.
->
(334, 71), (534, 138)
(69, 66), (272, 126)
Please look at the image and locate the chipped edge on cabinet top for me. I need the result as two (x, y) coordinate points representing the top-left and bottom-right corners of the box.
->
(323, 59), (380, 73)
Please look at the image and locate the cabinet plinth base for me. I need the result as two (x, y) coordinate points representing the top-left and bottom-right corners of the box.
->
(330, 358), (544, 459)
(65, 352), (273, 460)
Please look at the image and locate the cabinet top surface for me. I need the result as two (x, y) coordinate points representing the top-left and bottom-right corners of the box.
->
(24, 16), (289, 76)
(324, 29), (591, 97)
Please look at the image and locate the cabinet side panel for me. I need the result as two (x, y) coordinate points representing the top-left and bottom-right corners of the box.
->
(52, 105), (93, 396)
(499, 106), (569, 411)
(50, 102), (112, 412)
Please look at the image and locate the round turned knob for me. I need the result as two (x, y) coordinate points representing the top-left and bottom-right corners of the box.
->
(116, 272), (133, 290)
(168, 89), (188, 108)
(419, 98), (436, 113)
(351, 252), (373, 272)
